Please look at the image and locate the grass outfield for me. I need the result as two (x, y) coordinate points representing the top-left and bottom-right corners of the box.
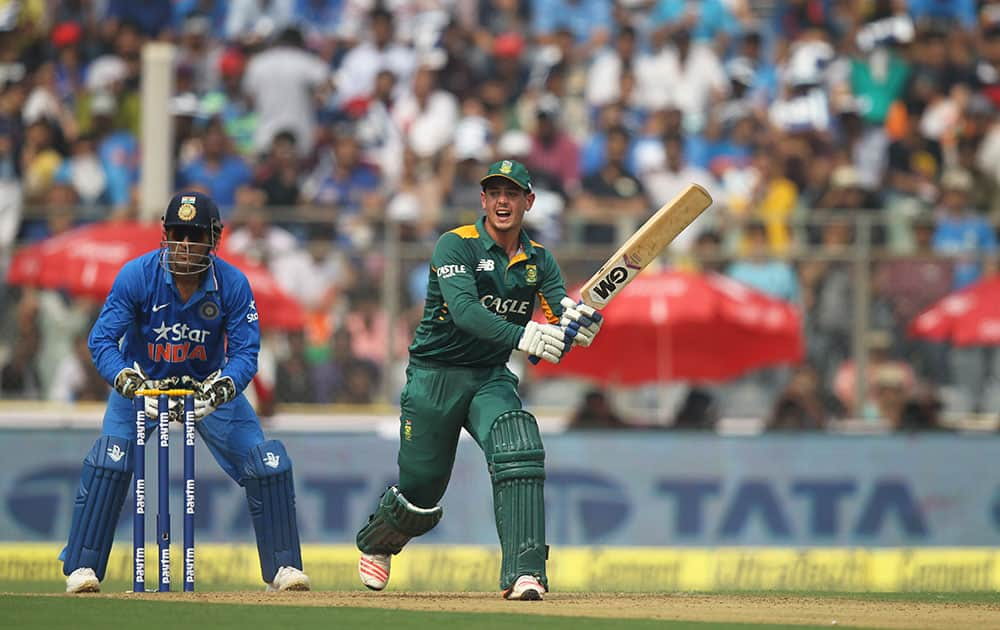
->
(0, 595), (857, 630)
(3, 589), (999, 630)
(3, 576), (999, 601)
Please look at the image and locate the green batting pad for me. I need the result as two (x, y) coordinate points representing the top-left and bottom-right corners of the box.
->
(356, 486), (442, 555)
(485, 410), (548, 591)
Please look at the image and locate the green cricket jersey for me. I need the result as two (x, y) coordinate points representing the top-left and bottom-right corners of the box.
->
(409, 216), (568, 367)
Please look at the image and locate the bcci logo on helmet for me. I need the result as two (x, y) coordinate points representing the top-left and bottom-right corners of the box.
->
(177, 203), (196, 221)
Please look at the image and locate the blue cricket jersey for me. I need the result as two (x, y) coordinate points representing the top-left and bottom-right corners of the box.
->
(88, 250), (259, 393)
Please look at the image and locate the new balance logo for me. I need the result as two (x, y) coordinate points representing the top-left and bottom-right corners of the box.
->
(152, 303), (169, 312)
(107, 444), (125, 462)
(476, 259), (495, 272)
(264, 452), (280, 468)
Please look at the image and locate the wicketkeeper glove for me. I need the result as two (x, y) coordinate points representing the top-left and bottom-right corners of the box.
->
(517, 321), (569, 364)
(559, 297), (604, 348)
(142, 376), (186, 423)
(190, 369), (237, 419)
(113, 362), (150, 399)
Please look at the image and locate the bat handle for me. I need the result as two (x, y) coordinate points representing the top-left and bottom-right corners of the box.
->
(529, 355), (541, 365)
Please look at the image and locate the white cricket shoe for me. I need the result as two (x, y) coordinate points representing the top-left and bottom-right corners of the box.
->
(358, 553), (390, 591)
(503, 575), (545, 600)
(66, 567), (100, 593)
(266, 566), (311, 592)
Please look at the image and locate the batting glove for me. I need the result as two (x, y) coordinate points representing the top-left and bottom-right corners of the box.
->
(517, 321), (570, 364)
(559, 297), (604, 347)
(191, 370), (237, 419)
(113, 362), (150, 399)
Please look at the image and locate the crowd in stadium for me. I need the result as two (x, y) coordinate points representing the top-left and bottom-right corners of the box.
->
(2, 0), (1000, 430)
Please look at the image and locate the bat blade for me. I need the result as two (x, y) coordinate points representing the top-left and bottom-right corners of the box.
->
(579, 183), (712, 310)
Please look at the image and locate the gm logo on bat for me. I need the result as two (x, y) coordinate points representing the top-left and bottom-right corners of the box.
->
(589, 254), (643, 304)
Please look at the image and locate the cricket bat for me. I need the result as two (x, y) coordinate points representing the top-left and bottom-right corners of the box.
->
(577, 183), (713, 309)
(530, 183), (713, 363)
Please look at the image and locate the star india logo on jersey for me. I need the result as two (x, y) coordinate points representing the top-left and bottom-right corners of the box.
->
(148, 321), (212, 363)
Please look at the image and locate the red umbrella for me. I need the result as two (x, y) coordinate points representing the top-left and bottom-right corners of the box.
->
(532, 270), (805, 384)
(7, 220), (160, 297)
(6, 220), (305, 331)
(908, 276), (1000, 346)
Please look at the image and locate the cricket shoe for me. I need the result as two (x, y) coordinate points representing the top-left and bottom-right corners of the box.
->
(266, 566), (311, 592)
(503, 575), (546, 600)
(66, 567), (100, 593)
(358, 553), (390, 590)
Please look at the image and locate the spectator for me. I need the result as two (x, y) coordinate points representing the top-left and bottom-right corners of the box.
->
(531, 0), (611, 55)
(635, 27), (728, 131)
(393, 52), (459, 167)
(874, 210), (952, 384)
(638, 135), (716, 252)
(254, 130), (303, 207)
(90, 91), (139, 214)
(436, 21), (483, 104)
(649, 0), (744, 49)
(526, 94), (581, 194)
(567, 389), (630, 430)
(243, 25), (331, 156)
(275, 329), (316, 404)
(176, 13), (224, 93)
(800, 216), (854, 384)
(726, 220), (800, 303)
(932, 168), (998, 289)
(308, 131), (383, 247)
(341, 287), (409, 365)
(311, 327), (380, 404)
(334, 7), (415, 108)
(225, 0), (296, 41)
(19, 118), (63, 202)
(50, 334), (110, 402)
(0, 334), (41, 399)
(354, 69), (404, 186)
(52, 133), (109, 212)
(677, 228), (726, 273)
(768, 365), (843, 431)
(572, 125), (647, 245)
(833, 330), (917, 421)
(50, 21), (87, 103)
(814, 164), (885, 246)
(224, 207), (300, 270)
(200, 47), (258, 157)
(896, 385), (947, 432)
(177, 118), (253, 215)
(885, 102), (942, 205)
(671, 388), (717, 430)
(584, 25), (637, 111)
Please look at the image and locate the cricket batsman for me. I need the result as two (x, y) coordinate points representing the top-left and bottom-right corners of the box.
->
(355, 159), (604, 600)
(62, 191), (310, 593)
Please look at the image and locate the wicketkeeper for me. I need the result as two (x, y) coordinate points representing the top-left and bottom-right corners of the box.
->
(61, 192), (310, 593)
(355, 160), (604, 600)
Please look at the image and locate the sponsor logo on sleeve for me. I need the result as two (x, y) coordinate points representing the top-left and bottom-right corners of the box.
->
(436, 264), (467, 279)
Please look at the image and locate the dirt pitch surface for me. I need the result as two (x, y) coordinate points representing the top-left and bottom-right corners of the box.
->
(63, 591), (1000, 629)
